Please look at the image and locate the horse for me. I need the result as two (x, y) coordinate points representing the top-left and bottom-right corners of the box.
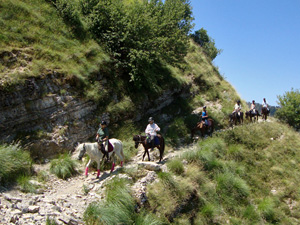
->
(229, 111), (244, 126)
(245, 110), (260, 122)
(261, 107), (269, 120)
(133, 134), (165, 162)
(191, 119), (214, 138)
(73, 138), (124, 178)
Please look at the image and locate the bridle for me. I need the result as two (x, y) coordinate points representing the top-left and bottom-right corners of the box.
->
(78, 144), (86, 160)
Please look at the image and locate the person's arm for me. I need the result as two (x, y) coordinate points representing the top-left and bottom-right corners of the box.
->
(103, 128), (109, 141)
(145, 124), (150, 134)
(155, 124), (160, 132)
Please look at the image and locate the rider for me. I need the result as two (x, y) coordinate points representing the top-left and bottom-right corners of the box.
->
(201, 106), (209, 127)
(262, 98), (270, 114)
(96, 121), (110, 162)
(250, 100), (256, 115)
(145, 117), (160, 151)
(233, 100), (242, 116)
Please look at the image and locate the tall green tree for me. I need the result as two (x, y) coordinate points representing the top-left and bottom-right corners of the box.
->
(275, 88), (300, 130)
(191, 28), (222, 61)
(82, 0), (194, 91)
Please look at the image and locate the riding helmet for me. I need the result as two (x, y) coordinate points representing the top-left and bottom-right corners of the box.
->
(203, 105), (207, 109)
(100, 121), (107, 125)
(148, 117), (154, 122)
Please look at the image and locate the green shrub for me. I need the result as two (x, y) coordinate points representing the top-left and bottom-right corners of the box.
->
(216, 172), (250, 200)
(167, 159), (185, 175)
(84, 177), (162, 225)
(50, 154), (78, 179)
(275, 88), (300, 130)
(0, 144), (32, 185)
(17, 175), (39, 193)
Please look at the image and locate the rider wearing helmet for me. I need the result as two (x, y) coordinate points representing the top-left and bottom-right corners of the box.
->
(202, 106), (209, 126)
(145, 117), (160, 150)
(96, 121), (109, 161)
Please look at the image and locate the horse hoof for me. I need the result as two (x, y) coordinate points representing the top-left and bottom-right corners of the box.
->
(96, 176), (99, 179)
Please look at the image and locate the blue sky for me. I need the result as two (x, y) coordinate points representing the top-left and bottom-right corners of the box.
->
(189, 0), (300, 106)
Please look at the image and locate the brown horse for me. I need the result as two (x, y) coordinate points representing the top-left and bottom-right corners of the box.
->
(133, 134), (165, 162)
(261, 107), (269, 120)
(229, 111), (244, 127)
(191, 119), (214, 138)
(245, 110), (260, 122)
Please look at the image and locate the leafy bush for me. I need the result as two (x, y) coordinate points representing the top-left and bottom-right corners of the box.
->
(191, 28), (222, 60)
(275, 88), (300, 130)
(50, 154), (78, 179)
(0, 144), (32, 185)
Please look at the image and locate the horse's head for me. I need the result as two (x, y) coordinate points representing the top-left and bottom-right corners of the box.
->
(133, 135), (141, 149)
(76, 143), (86, 160)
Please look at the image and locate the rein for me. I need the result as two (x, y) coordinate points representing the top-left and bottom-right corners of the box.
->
(136, 135), (144, 143)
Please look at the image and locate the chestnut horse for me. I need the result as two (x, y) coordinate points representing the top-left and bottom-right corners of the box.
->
(133, 134), (165, 162)
(229, 112), (244, 127)
(245, 110), (260, 122)
(261, 107), (269, 120)
(191, 119), (214, 138)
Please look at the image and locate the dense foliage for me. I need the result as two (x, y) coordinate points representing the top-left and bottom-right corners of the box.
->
(191, 28), (222, 60)
(83, 0), (194, 92)
(275, 88), (300, 130)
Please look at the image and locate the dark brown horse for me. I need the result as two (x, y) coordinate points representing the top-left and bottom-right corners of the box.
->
(229, 111), (244, 127)
(245, 110), (260, 122)
(191, 119), (214, 138)
(133, 134), (165, 162)
(261, 107), (269, 120)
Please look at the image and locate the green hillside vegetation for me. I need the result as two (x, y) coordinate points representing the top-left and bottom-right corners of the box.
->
(0, 0), (241, 145)
(86, 121), (300, 224)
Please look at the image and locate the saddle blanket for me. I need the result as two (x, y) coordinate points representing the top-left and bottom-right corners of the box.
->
(108, 141), (113, 152)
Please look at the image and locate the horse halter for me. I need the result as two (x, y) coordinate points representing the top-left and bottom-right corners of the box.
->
(78, 144), (86, 160)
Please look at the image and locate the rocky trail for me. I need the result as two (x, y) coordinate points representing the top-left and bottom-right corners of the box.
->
(0, 142), (196, 225)
(0, 119), (271, 225)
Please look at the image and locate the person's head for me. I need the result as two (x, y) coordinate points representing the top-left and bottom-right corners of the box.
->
(148, 117), (154, 124)
(100, 120), (107, 128)
(252, 100), (255, 103)
(263, 98), (266, 102)
(237, 100), (241, 104)
(203, 106), (207, 111)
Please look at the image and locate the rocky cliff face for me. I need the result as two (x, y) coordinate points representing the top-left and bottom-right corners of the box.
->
(0, 73), (98, 159)
(0, 72), (188, 159)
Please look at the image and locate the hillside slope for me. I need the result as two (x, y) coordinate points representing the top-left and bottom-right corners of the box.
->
(0, 0), (242, 156)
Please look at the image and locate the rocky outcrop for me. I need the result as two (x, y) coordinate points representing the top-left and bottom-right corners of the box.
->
(0, 73), (98, 158)
(0, 70), (190, 158)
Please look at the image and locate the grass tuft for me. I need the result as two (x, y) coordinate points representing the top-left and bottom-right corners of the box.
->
(50, 154), (78, 179)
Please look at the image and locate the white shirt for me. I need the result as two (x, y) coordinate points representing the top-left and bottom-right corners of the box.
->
(145, 123), (160, 136)
(262, 100), (268, 107)
(234, 103), (242, 111)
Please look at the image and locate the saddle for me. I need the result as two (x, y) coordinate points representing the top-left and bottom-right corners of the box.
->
(98, 140), (114, 153)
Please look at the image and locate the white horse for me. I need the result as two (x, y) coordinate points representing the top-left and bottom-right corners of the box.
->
(73, 139), (124, 178)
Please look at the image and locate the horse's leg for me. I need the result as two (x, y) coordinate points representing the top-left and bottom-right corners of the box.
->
(85, 159), (92, 177)
(142, 149), (147, 161)
(111, 154), (115, 173)
(115, 148), (124, 167)
(147, 148), (151, 161)
(96, 161), (100, 178)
